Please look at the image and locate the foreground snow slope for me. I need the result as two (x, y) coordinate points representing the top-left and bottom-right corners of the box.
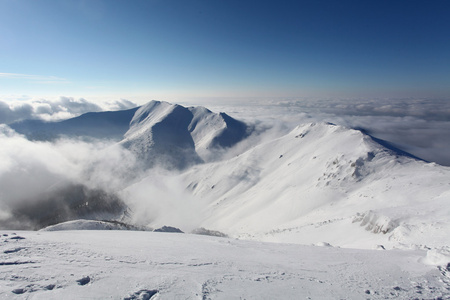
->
(1, 230), (449, 299)
(125, 122), (450, 250)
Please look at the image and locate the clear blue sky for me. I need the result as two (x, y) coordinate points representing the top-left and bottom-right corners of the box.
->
(1, 0), (449, 100)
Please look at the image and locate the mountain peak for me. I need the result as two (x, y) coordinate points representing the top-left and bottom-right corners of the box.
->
(121, 101), (250, 169)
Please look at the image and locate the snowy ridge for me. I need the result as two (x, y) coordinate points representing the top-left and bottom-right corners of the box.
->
(125, 121), (450, 250)
(3, 101), (450, 251)
(40, 219), (143, 231)
(10, 107), (139, 141)
(120, 100), (250, 169)
(188, 106), (248, 160)
(121, 101), (202, 169)
(9, 100), (250, 169)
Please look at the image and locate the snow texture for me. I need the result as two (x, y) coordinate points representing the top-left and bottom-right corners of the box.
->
(0, 230), (449, 299)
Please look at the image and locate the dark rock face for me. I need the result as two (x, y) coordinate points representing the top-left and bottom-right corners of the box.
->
(153, 226), (184, 233)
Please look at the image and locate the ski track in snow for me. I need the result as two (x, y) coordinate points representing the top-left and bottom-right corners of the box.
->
(0, 231), (449, 299)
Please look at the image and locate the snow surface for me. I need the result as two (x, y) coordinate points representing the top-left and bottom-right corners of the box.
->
(1, 229), (449, 299)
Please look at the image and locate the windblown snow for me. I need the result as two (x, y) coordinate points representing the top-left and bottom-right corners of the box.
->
(1, 100), (449, 299)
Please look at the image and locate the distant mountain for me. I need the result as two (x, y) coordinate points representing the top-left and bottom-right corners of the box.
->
(10, 101), (251, 170)
(188, 106), (248, 155)
(120, 101), (250, 169)
(10, 107), (139, 140)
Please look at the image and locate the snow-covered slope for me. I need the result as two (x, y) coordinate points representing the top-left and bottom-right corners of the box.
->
(120, 101), (250, 169)
(125, 122), (450, 250)
(40, 220), (143, 231)
(1, 101), (252, 230)
(121, 101), (202, 169)
(3, 101), (450, 251)
(1, 230), (449, 299)
(2, 101), (450, 298)
(188, 106), (248, 160)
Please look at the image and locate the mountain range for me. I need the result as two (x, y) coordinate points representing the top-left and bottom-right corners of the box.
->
(6, 101), (450, 251)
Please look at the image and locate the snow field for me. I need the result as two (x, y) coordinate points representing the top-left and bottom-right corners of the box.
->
(0, 230), (449, 299)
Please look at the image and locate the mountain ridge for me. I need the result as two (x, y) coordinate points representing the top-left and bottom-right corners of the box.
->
(124, 121), (450, 250)
(9, 107), (139, 140)
(3, 101), (449, 251)
(120, 100), (251, 169)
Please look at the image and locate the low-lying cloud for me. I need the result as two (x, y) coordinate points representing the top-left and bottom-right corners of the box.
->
(0, 126), (140, 229)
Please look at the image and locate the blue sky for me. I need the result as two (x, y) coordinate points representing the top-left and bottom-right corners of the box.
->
(1, 0), (450, 100)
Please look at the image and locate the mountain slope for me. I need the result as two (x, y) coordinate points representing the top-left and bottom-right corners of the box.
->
(10, 107), (139, 140)
(188, 106), (249, 160)
(124, 122), (450, 249)
(9, 100), (251, 169)
(121, 101), (201, 170)
(5, 101), (449, 250)
(2, 230), (448, 299)
(120, 101), (250, 169)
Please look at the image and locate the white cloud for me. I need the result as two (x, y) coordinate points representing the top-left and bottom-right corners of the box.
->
(0, 125), (140, 229)
(0, 72), (68, 83)
(106, 99), (138, 111)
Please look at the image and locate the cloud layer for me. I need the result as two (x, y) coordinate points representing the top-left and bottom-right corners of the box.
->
(0, 126), (140, 229)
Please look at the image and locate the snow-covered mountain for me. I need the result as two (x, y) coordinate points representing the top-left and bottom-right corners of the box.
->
(124, 121), (450, 250)
(2, 101), (450, 299)
(10, 100), (250, 169)
(9, 107), (139, 140)
(120, 101), (250, 169)
(3, 101), (450, 251)
(1, 101), (252, 229)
